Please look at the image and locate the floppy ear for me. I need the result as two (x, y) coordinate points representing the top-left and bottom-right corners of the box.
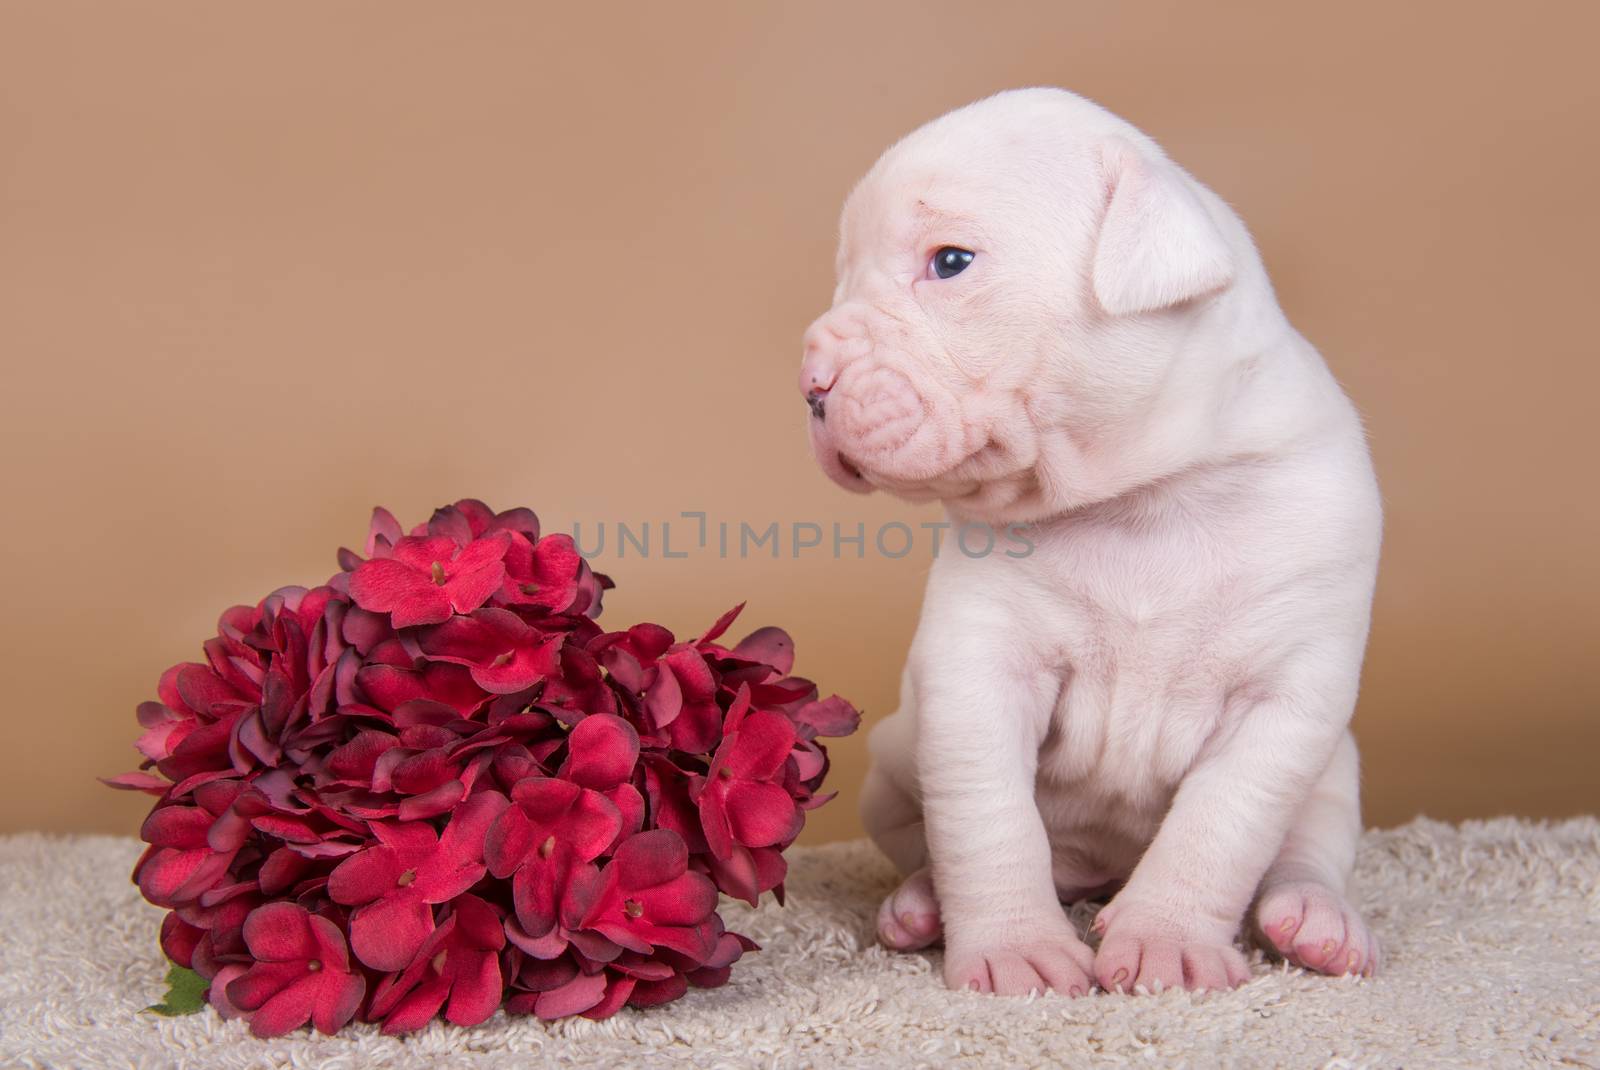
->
(1091, 138), (1234, 317)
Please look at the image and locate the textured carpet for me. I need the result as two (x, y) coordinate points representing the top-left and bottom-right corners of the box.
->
(1, 818), (1596, 1069)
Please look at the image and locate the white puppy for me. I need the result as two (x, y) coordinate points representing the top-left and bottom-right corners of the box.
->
(799, 88), (1381, 996)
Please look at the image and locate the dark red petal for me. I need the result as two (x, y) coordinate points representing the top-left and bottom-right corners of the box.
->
(509, 776), (582, 817)
(516, 952), (578, 991)
(140, 805), (213, 849)
(397, 780), (466, 821)
(643, 666), (683, 728)
(241, 901), (316, 962)
(207, 963), (250, 1019)
(792, 695), (862, 739)
(159, 912), (203, 968)
(726, 711), (797, 780)
(512, 863), (560, 939)
(485, 805), (535, 879)
(444, 950), (503, 1026)
(697, 603), (746, 646)
(371, 820), (440, 859)
(730, 626), (795, 675)
(226, 960), (305, 1013)
(605, 784), (646, 847)
(702, 930), (752, 971)
(312, 971), (366, 1035)
(562, 792), (625, 862)
(366, 507), (404, 556)
(664, 649), (717, 701)
(307, 913), (355, 973)
(579, 975), (636, 1020)
(626, 973), (689, 1008)
(470, 639), (558, 695)
(705, 843), (759, 905)
(487, 507), (540, 540)
(504, 913), (567, 958)
(350, 894), (435, 972)
(435, 789), (510, 868)
(697, 786), (734, 862)
(665, 700), (723, 755)
(388, 535), (461, 571)
(135, 847), (211, 907)
(534, 970), (608, 1019)
(429, 504), (476, 544)
(326, 845), (404, 906)
(349, 559), (450, 626)
(637, 871), (719, 926)
(611, 829), (687, 889)
(101, 771), (170, 795)
(443, 561), (506, 617)
(247, 972), (323, 1038)
(451, 893), (506, 950)
(561, 714), (639, 791)
(175, 665), (248, 717)
(379, 974), (452, 1035)
(724, 781), (800, 848)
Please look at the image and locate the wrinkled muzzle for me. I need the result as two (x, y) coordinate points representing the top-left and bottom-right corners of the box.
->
(798, 306), (969, 494)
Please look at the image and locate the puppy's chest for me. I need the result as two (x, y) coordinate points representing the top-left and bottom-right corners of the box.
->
(1029, 523), (1259, 798)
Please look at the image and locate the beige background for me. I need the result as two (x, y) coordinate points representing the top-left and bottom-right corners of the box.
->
(2, 2), (1596, 844)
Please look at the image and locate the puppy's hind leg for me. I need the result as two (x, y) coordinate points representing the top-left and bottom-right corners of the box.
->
(1254, 731), (1380, 976)
(861, 712), (942, 952)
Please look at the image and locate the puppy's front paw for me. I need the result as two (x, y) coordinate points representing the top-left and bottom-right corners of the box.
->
(1255, 880), (1379, 977)
(1092, 903), (1250, 994)
(943, 924), (1095, 997)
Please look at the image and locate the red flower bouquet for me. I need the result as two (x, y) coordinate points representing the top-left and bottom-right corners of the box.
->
(106, 500), (860, 1036)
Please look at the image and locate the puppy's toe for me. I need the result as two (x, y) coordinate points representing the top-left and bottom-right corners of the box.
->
(1256, 880), (1378, 977)
(877, 866), (942, 951)
(944, 930), (1094, 997)
(1182, 943), (1252, 991)
(1095, 906), (1249, 995)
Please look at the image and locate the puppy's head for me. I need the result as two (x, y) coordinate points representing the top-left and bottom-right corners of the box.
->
(800, 88), (1251, 523)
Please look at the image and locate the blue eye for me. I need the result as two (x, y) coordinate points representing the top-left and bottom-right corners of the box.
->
(932, 247), (975, 279)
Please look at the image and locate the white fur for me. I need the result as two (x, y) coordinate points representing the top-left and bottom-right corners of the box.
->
(802, 89), (1382, 995)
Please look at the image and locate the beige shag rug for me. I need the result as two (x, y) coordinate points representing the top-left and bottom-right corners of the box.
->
(1, 818), (1596, 1069)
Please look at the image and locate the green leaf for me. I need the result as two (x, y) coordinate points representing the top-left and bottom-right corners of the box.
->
(146, 964), (209, 1017)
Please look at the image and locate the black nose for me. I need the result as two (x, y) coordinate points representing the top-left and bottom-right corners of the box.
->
(806, 389), (828, 421)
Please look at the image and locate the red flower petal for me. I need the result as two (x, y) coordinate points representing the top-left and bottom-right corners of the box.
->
(696, 784), (734, 862)
(248, 971), (322, 1038)
(226, 959), (306, 1012)
(697, 603), (746, 646)
(349, 893), (435, 972)
(484, 805), (534, 879)
(729, 626), (795, 675)
(140, 806), (213, 849)
(580, 975), (637, 1020)
(327, 845), (406, 907)
(725, 712), (796, 780)
(101, 771), (170, 795)
(397, 780), (466, 821)
(724, 781), (800, 848)
(791, 695), (862, 739)
(444, 950), (503, 1026)
(241, 902), (317, 962)
(534, 970), (608, 1019)
(312, 971), (366, 1034)
(611, 828), (687, 889)
(349, 559), (454, 629)
(628, 973), (689, 1008)
(561, 714), (639, 791)
(636, 871), (719, 927)
(159, 912), (203, 968)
